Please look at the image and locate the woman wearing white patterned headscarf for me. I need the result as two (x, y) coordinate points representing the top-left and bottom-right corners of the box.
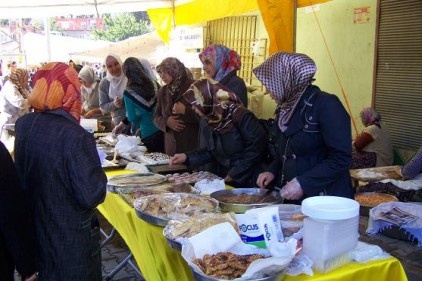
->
(99, 54), (128, 128)
(254, 52), (354, 203)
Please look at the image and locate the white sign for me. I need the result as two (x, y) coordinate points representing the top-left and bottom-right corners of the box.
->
(171, 27), (203, 49)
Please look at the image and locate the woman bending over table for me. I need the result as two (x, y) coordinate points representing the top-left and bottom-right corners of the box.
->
(170, 78), (267, 187)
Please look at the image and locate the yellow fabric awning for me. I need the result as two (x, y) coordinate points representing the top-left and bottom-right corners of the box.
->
(148, 0), (330, 53)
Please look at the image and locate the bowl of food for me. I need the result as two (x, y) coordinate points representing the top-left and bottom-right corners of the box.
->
(210, 188), (282, 213)
(355, 192), (399, 216)
(133, 193), (219, 226)
(190, 251), (286, 281)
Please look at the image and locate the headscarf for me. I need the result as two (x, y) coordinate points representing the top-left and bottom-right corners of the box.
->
(122, 57), (156, 105)
(138, 58), (157, 82)
(78, 65), (96, 85)
(253, 52), (317, 132)
(360, 107), (381, 126)
(29, 62), (82, 121)
(9, 68), (29, 98)
(199, 44), (241, 82)
(183, 78), (246, 133)
(156, 57), (188, 96)
(104, 53), (128, 100)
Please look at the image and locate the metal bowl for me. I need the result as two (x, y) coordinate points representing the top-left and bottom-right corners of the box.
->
(191, 268), (285, 281)
(210, 188), (282, 213)
(134, 208), (169, 227)
(166, 237), (182, 251)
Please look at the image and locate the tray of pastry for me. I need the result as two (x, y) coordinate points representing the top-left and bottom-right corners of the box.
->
(106, 173), (166, 193)
(165, 171), (222, 184)
(148, 164), (190, 175)
(139, 152), (171, 165)
(101, 159), (128, 170)
(133, 193), (219, 227)
(116, 182), (196, 206)
(350, 166), (403, 182)
(163, 212), (237, 251)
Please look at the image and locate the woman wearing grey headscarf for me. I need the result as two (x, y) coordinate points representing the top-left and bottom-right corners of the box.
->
(254, 52), (354, 203)
(78, 65), (102, 119)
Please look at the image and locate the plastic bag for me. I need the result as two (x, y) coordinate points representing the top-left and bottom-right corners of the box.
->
(114, 135), (141, 154)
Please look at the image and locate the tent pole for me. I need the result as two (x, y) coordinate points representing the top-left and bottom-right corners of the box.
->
(43, 17), (51, 62)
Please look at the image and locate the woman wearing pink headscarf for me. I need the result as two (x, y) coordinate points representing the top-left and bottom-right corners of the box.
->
(351, 107), (393, 168)
(254, 52), (353, 202)
(14, 62), (107, 280)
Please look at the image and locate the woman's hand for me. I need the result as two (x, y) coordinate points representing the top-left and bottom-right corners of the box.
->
(172, 102), (186, 115)
(169, 153), (187, 165)
(280, 178), (304, 200)
(25, 273), (38, 281)
(166, 115), (186, 132)
(224, 175), (233, 183)
(112, 122), (126, 135)
(256, 172), (275, 188)
(114, 96), (123, 108)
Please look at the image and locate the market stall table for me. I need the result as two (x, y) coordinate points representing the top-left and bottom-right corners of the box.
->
(350, 166), (403, 188)
(98, 169), (408, 281)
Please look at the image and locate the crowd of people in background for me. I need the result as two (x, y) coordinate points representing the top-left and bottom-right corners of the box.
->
(1, 43), (421, 279)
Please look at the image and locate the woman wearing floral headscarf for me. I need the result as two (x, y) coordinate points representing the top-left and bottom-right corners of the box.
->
(0, 68), (30, 151)
(14, 62), (107, 280)
(351, 107), (393, 168)
(153, 57), (199, 156)
(199, 44), (247, 106)
(170, 78), (267, 187)
(254, 52), (353, 202)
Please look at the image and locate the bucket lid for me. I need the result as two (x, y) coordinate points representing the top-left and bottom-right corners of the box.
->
(301, 196), (359, 220)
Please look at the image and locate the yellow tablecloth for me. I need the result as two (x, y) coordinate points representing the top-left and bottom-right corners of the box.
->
(98, 170), (408, 281)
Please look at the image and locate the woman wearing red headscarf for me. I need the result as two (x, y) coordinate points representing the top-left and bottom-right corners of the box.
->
(14, 62), (107, 281)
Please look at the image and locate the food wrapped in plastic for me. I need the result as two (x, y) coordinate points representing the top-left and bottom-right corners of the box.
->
(107, 173), (166, 192)
(117, 182), (195, 205)
(164, 212), (238, 241)
(133, 193), (219, 222)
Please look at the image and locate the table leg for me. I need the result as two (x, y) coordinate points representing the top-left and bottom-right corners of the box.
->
(104, 253), (144, 281)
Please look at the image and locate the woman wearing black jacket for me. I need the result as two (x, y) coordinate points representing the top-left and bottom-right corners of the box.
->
(170, 79), (267, 187)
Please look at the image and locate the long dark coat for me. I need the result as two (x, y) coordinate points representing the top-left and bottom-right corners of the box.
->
(14, 109), (107, 281)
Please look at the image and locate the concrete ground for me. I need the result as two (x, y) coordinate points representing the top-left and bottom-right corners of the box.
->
(99, 209), (422, 281)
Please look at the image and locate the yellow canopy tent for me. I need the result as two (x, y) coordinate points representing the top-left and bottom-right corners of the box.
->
(147, 0), (330, 54)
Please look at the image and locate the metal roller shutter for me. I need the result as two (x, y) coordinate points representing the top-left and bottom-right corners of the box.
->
(374, 0), (422, 150)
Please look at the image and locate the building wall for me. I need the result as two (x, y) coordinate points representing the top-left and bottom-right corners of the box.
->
(296, 0), (377, 135)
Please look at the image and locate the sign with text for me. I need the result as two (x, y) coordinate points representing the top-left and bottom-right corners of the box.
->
(171, 27), (203, 49)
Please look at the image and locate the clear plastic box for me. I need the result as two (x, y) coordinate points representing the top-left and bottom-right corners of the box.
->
(303, 216), (359, 272)
(301, 196), (360, 273)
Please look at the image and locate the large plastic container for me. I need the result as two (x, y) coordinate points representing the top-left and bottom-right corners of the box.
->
(301, 196), (359, 273)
